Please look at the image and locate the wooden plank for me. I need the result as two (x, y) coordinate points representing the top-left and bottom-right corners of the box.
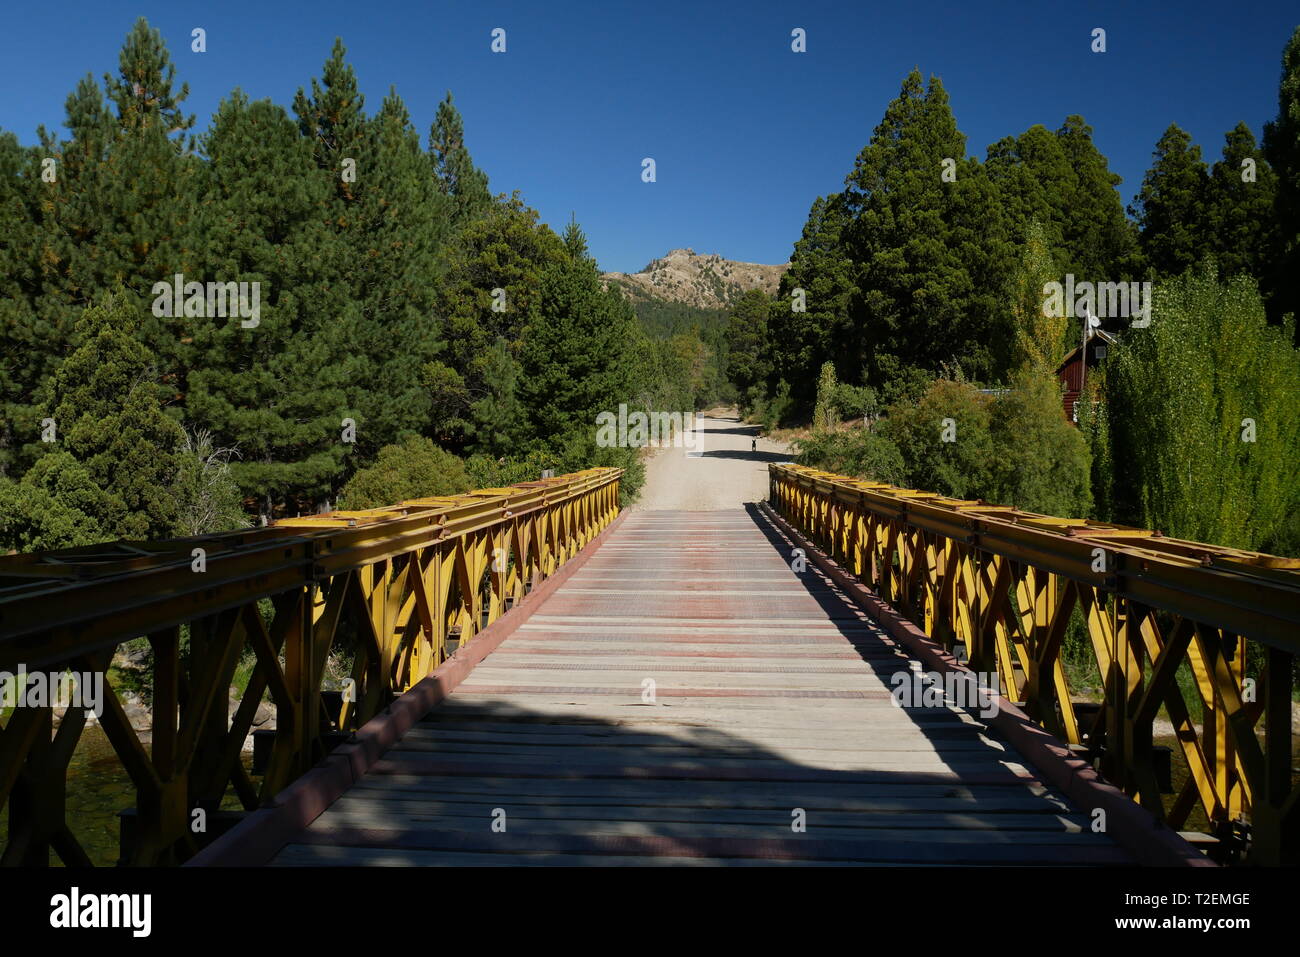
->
(325, 797), (1089, 831)
(346, 774), (1069, 804)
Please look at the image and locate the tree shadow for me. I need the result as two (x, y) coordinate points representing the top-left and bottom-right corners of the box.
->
(267, 694), (1126, 866)
(695, 449), (791, 463)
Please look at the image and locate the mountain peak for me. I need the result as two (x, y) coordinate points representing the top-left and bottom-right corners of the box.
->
(603, 248), (789, 310)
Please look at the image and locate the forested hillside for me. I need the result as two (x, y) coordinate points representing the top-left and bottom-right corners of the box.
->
(0, 19), (701, 550)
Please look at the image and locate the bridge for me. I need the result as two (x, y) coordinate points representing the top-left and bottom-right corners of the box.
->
(0, 461), (1297, 866)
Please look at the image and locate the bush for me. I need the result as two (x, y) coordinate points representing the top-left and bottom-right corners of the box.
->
(464, 450), (560, 489)
(835, 383), (879, 421)
(751, 379), (794, 431)
(987, 371), (1092, 517)
(553, 429), (646, 505)
(337, 436), (469, 509)
(793, 428), (905, 484)
(0, 452), (111, 552)
(878, 379), (995, 499)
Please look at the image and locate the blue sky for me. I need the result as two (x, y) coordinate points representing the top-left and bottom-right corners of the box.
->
(1, 1), (1295, 273)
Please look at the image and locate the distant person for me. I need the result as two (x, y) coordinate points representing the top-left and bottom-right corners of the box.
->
(751, 437), (757, 453)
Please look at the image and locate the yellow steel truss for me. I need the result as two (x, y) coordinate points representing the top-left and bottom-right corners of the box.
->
(770, 462), (1300, 865)
(0, 467), (622, 866)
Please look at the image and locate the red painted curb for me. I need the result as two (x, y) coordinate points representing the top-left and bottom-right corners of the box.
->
(187, 509), (630, 867)
(757, 502), (1213, 868)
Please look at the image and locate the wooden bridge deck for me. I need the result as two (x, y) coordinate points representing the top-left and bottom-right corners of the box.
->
(270, 509), (1130, 866)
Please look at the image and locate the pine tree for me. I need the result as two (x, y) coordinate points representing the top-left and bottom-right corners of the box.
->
(103, 17), (195, 138)
(297, 45), (453, 462)
(430, 92), (491, 228)
(843, 70), (1015, 388)
(1131, 124), (1210, 276)
(1264, 25), (1300, 325)
(518, 220), (641, 445)
(769, 194), (855, 405)
(293, 38), (367, 188)
(1204, 123), (1278, 283)
(724, 289), (773, 407)
(466, 338), (527, 456)
(426, 197), (567, 446)
(0, 130), (41, 477)
(187, 91), (355, 518)
(1055, 116), (1142, 279)
(344, 88), (450, 456)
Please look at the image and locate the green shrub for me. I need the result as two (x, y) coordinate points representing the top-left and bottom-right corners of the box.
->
(793, 429), (905, 485)
(987, 371), (1092, 517)
(337, 436), (469, 509)
(878, 379), (995, 499)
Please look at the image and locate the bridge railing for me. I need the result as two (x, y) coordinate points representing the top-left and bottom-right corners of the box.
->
(0, 466), (622, 865)
(770, 462), (1299, 865)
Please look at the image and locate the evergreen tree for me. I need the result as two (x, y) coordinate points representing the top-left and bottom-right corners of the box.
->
(1264, 25), (1300, 325)
(430, 92), (492, 228)
(103, 17), (195, 138)
(843, 70), (1015, 388)
(426, 196), (567, 445)
(293, 38), (367, 185)
(1055, 116), (1142, 278)
(43, 291), (184, 540)
(1205, 123), (1278, 283)
(768, 193), (855, 405)
(98, 19), (201, 376)
(345, 88), (450, 455)
(518, 220), (641, 444)
(466, 338), (527, 456)
(985, 125), (1077, 271)
(188, 91), (355, 517)
(724, 289), (772, 407)
(0, 130), (40, 477)
(296, 45), (450, 461)
(3, 19), (199, 477)
(0, 452), (112, 552)
(1131, 124), (1210, 276)
(337, 435), (469, 509)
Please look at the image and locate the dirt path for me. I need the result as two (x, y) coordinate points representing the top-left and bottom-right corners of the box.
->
(631, 411), (792, 511)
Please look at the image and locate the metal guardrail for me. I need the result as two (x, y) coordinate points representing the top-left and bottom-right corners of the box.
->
(0, 467), (623, 865)
(771, 462), (1299, 865)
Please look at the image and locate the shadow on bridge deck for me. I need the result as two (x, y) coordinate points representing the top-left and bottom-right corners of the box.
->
(242, 505), (1138, 867)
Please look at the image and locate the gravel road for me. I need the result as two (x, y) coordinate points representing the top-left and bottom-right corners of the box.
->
(630, 412), (792, 511)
